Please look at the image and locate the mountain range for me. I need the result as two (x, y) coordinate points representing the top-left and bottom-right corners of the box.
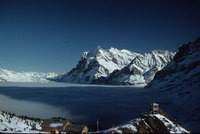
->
(54, 47), (175, 87)
(0, 37), (199, 90)
(0, 68), (58, 83)
(54, 46), (140, 83)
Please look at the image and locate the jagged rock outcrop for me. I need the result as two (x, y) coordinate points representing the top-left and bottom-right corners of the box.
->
(97, 108), (189, 133)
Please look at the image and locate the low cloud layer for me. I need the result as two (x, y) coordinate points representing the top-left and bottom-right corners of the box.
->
(0, 94), (83, 120)
(0, 82), (137, 88)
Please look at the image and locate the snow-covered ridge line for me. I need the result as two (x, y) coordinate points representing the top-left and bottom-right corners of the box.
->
(0, 68), (58, 83)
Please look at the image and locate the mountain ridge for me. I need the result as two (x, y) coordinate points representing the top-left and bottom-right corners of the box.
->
(105, 50), (175, 86)
(55, 46), (141, 83)
(54, 47), (175, 87)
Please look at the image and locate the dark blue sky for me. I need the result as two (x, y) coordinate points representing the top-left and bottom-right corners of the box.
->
(0, 0), (200, 73)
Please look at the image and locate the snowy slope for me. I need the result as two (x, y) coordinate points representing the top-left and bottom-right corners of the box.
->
(55, 46), (140, 83)
(0, 111), (41, 133)
(98, 114), (189, 133)
(106, 50), (175, 86)
(0, 68), (58, 83)
(148, 37), (200, 131)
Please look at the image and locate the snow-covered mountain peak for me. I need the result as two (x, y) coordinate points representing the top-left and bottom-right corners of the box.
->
(108, 47), (126, 54)
(56, 46), (140, 83)
(109, 47), (117, 51)
(54, 46), (175, 85)
(82, 46), (103, 59)
(81, 46), (139, 61)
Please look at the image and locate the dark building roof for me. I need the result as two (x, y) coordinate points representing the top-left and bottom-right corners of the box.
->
(42, 118), (69, 128)
(64, 124), (87, 133)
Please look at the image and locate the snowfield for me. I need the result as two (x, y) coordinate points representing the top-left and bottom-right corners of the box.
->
(0, 111), (42, 133)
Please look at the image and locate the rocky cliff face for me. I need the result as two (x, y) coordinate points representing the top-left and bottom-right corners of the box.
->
(148, 37), (200, 130)
(106, 50), (175, 86)
(55, 47), (174, 86)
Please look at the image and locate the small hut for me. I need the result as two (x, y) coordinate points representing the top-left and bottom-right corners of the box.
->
(150, 103), (159, 114)
(41, 118), (72, 133)
(64, 124), (89, 134)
